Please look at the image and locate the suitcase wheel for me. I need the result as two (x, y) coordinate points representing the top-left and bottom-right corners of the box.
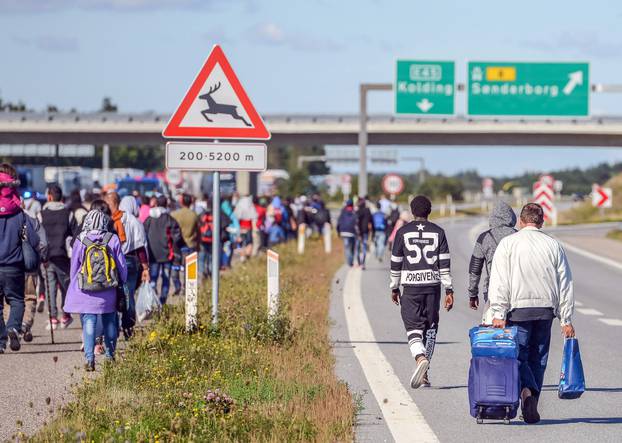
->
(476, 406), (484, 424)
(503, 406), (511, 425)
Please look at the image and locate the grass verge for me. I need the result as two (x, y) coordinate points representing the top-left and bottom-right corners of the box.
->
(558, 203), (622, 225)
(606, 229), (622, 242)
(31, 238), (354, 442)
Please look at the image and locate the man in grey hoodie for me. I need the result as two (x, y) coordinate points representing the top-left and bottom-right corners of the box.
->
(468, 201), (517, 313)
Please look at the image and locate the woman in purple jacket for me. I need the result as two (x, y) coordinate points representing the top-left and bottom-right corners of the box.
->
(64, 209), (127, 371)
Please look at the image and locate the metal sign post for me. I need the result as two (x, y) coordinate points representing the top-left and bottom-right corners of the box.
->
(211, 170), (221, 325)
(162, 45), (271, 328)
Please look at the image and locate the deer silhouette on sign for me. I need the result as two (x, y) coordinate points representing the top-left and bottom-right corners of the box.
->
(198, 82), (251, 127)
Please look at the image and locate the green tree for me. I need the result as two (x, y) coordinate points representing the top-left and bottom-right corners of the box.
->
(100, 97), (118, 113)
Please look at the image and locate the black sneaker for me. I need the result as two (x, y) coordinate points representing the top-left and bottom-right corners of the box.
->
(22, 324), (33, 343)
(421, 371), (431, 388)
(522, 395), (541, 424)
(36, 296), (45, 313)
(84, 361), (95, 372)
(8, 328), (21, 351)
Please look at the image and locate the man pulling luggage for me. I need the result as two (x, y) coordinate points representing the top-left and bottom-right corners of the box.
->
(389, 195), (454, 389)
(488, 203), (575, 424)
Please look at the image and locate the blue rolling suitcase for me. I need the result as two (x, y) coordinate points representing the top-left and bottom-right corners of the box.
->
(468, 326), (520, 424)
(468, 357), (520, 424)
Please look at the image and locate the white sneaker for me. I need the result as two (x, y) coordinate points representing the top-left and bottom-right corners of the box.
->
(410, 356), (430, 389)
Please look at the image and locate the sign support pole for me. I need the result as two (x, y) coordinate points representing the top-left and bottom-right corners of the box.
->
(358, 83), (392, 197)
(211, 168), (220, 326)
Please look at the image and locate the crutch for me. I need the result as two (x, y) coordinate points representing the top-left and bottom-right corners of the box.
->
(42, 264), (55, 344)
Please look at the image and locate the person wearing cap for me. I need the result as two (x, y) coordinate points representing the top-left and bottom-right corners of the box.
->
(389, 195), (454, 389)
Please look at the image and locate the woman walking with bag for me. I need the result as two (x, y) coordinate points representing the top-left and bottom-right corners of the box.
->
(63, 209), (127, 371)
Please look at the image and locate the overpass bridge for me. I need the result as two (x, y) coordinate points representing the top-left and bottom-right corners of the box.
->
(2, 112), (622, 147)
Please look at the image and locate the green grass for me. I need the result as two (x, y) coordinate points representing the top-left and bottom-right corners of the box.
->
(29, 239), (354, 443)
(558, 203), (622, 225)
(606, 229), (622, 241)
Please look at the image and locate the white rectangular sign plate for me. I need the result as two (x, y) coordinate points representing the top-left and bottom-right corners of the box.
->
(166, 142), (267, 171)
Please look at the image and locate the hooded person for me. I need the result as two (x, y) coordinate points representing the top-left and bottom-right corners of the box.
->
(468, 201), (517, 322)
(118, 195), (150, 338)
(0, 164), (40, 353)
(63, 209), (127, 371)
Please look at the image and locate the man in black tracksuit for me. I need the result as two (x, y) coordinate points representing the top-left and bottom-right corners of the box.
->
(390, 195), (454, 389)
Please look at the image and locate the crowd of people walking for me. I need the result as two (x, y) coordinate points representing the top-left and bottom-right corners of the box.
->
(0, 162), (330, 370)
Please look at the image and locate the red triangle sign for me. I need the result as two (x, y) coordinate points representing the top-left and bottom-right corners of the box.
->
(163, 45), (270, 140)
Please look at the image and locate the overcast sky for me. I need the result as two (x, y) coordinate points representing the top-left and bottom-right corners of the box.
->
(2, 0), (622, 175)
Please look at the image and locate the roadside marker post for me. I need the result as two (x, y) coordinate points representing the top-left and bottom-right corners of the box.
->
(323, 222), (332, 254)
(533, 176), (557, 226)
(163, 45), (271, 326)
(267, 250), (280, 319)
(185, 251), (198, 332)
(297, 224), (306, 255)
(592, 184), (613, 215)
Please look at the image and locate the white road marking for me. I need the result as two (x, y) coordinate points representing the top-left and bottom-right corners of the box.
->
(576, 308), (604, 316)
(343, 267), (438, 443)
(599, 318), (622, 326)
(575, 301), (584, 307)
(559, 240), (622, 273)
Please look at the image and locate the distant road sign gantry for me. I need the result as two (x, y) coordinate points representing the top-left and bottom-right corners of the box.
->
(468, 62), (589, 116)
(395, 61), (455, 115)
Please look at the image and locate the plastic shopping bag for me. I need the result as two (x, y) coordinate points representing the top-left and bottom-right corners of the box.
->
(559, 338), (586, 399)
(135, 283), (161, 323)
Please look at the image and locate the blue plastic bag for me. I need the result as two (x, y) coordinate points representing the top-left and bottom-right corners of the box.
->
(469, 326), (518, 359)
(559, 338), (586, 399)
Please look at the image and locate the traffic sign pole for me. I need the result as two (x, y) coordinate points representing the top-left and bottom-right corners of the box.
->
(211, 167), (220, 326)
(359, 83), (392, 197)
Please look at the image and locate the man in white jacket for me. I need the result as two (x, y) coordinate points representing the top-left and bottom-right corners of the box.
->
(488, 203), (575, 424)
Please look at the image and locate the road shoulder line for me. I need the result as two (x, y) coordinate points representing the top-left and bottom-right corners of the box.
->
(342, 267), (438, 443)
(559, 240), (622, 272)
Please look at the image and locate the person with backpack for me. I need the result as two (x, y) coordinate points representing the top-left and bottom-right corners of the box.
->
(372, 202), (388, 261)
(468, 201), (517, 323)
(0, 163), (40, 353)
(144, 195), (183, 305)
(198, 201), (231, 279)
(336, 199), (357, 267)
(39, 184), (78, 330)
(314, 200), (331, 234)
(355, 197), (373, 270)
(63, 209), (127, 371)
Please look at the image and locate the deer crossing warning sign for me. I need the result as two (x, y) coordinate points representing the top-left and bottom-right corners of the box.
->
(163, 45), (270, 140)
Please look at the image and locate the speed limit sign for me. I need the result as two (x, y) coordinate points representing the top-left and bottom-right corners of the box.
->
(382, 173), (405, 196)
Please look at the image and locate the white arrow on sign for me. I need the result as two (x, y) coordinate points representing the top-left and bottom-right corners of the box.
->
(416, 98), (434, 113)
(563, 71), (583, 95)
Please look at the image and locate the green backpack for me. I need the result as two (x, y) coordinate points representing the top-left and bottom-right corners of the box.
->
(78, 233), (119, 292)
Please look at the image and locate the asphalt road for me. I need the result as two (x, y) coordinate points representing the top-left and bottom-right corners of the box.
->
(0, 307), (86, 442)
(332, 216), (622, 443)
